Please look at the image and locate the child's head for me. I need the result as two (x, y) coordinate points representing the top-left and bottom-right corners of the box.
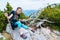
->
(16, 7), (22, 14)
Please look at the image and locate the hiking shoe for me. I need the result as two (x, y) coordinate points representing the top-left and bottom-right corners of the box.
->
(20, 34), (27, 39)
(31, 30), (35, 33)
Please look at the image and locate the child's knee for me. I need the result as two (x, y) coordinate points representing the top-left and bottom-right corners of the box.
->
(16, 21), (21, 24)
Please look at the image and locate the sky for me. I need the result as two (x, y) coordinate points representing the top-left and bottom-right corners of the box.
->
(0, 0), (60, 10)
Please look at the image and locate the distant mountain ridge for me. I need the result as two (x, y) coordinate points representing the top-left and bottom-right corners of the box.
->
(23, 10), (37, 16)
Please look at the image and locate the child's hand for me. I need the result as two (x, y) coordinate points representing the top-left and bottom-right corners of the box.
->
(4, 13), (8, 17)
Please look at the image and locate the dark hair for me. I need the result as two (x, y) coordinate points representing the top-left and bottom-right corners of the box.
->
(17, 7), (22, 10)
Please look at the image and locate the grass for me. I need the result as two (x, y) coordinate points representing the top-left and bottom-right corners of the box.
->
(0, 37), (3, 40)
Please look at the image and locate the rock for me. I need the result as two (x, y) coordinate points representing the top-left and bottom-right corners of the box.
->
(53, 30), (60, 36)
(6, 23), (60, 40)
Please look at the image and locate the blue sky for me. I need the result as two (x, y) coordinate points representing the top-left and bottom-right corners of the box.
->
(0, 0), (60, 10)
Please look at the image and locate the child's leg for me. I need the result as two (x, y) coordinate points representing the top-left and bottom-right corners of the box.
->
(15, 21), (29, 29)
(21, 24), (35, 32)
(15, 21), (28, 39)
(21, 24), (29, 29)
(15, 21), (22, 29)
(15, 21), (34, 33)
(15, 21), (25, 34)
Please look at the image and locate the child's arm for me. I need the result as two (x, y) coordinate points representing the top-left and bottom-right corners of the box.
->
(4, 13), (13, 19)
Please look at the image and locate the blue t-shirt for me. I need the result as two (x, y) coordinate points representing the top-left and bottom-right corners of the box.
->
(9, 10), (20, 23)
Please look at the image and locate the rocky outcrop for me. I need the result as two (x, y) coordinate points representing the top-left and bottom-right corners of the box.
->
(5, 23), (60, 40)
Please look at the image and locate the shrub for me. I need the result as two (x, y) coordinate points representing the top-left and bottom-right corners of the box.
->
(38, 4), (60, 31)
(0, 11), (7, 32)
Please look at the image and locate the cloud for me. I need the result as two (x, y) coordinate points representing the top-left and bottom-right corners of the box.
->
(0, 0), (60, 10)
(8, 0), (43, 10)
(29, 0), (41, 1)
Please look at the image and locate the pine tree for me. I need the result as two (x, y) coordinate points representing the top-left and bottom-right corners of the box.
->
(6, 2), (13, 13)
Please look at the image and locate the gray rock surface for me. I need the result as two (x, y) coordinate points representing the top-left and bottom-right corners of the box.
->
(6, 23), (60, 40)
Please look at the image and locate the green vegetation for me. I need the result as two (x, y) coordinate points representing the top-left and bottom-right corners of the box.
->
(5, 2), (13, 14)
(0, 11), (6, 32)
(20, 12), (29, 19)
(0, 37), (3, 40)
(38, 4), (60, 31)
(0, 2), (13, 32)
